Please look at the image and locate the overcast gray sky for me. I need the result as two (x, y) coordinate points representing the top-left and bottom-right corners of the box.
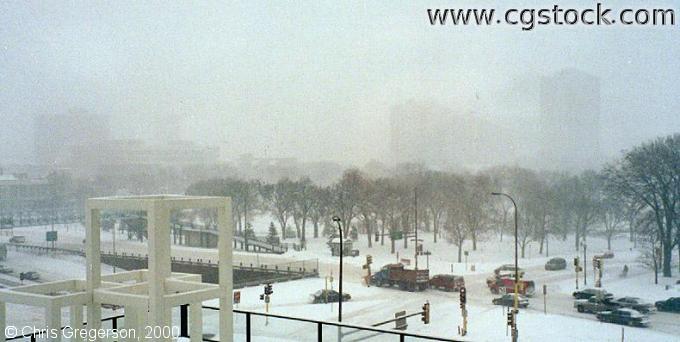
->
(1, 1), (679, 165)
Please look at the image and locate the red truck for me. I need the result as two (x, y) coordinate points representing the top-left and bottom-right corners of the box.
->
(487, 275), (536, 297)
(370, 263), (430, 291)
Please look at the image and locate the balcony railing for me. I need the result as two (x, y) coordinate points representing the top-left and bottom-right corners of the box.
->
(7, 305), (463, 341)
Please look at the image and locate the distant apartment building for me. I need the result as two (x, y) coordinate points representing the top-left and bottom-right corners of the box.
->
(539, 69), (601, 171)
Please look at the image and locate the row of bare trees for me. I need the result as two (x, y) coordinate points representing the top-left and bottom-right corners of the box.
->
(186, 133), (679, 277)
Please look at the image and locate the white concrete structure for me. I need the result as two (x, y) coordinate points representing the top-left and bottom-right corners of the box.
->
(0, 195), (234, 342)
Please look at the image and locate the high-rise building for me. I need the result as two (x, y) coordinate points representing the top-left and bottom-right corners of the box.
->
(539, 69), (601, 170)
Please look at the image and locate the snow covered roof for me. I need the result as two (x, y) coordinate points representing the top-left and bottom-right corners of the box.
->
(328, 238), (352, 244)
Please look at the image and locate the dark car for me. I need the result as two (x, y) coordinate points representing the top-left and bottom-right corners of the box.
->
(545, 257), (567, 271)
(655, 297), (680, 313)
(596, 308), (650, 327)
(612, 297), (653, 314)
(310, 289), (351, 304)
(9, 236), (26, 244)
(492, 294), (529, 308)
(20, 271), (40, 281)
(573, 288), (612, 300)
(575, 296), (620, 314)
(430, 274), (465, 292)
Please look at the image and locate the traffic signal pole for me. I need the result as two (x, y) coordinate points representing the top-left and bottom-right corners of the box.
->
(459, 286), (468, 336)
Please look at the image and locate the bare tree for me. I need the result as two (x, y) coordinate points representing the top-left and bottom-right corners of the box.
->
(420, 171), (449, 243)
(308, 186), (331, 239)
(605, 134), (679, 277)
(260, 178), (296, 240)
(599, 192), (626, 251)
(330, 169), (363, 236)
(292, 177), (314, 248)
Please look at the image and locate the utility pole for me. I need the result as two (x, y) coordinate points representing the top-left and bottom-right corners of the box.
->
(583, 241), (587, 286)
(414, 187), (418, 270)
(574, 257), (580, 290)
(492, 192), (519, 342)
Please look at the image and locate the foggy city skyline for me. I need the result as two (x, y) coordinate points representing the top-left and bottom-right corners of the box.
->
(2, 1), (679, 171)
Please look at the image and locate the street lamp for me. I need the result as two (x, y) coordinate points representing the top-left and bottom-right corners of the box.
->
(492, 192), (519, 342)
(332, 215), (344, 322)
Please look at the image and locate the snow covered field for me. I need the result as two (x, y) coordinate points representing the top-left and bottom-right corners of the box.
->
(1, 221), (679, 341)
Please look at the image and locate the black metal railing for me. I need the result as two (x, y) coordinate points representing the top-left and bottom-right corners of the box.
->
(201, 305), (462, 342)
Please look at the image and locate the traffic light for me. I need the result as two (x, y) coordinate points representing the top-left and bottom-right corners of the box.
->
(367, 255), (373, 264)
(594, 258), (602, 269)
(459, 286), (467, 307)
(264, 283), (273, 295)
(506, 311), (513, 326)
(259, 294), (265, 300)
(574, 257), (579, 267)
(421, 302), (430, 324)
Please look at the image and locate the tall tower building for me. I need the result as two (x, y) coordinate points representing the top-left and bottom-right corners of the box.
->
(539, 69), (601, 171)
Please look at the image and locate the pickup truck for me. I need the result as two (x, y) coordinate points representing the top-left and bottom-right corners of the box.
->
(370, 263), (429, 291)
(575, 296), (620, 314)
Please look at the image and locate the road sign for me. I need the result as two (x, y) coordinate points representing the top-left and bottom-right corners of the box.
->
(46, 231), (58, 242)
(395, 310), (407, 330)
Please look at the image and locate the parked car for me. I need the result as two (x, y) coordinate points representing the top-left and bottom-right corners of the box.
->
(612, 297), (653, 314)
(575, 296), (620, 314)
(596, 308), (650, 327)
(655, 297), (680, 313)
(494, 264), (525, 278)
(9, 236), (26, 244)
(545, 257), (567, 271)
(492, 294), (529, 308)
(20, 271), (40, 281)
(310, 289), (351, 304)
(0, 265), (13, 274)
(572, 288), (613, 300)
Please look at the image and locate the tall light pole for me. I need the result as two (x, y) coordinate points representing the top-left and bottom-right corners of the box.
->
(414, 187), (418, 270)
(492, 192), (519, 342)
(332, 215), (344, 322)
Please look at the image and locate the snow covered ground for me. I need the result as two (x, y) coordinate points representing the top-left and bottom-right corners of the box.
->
(1, 221), (679, 341)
